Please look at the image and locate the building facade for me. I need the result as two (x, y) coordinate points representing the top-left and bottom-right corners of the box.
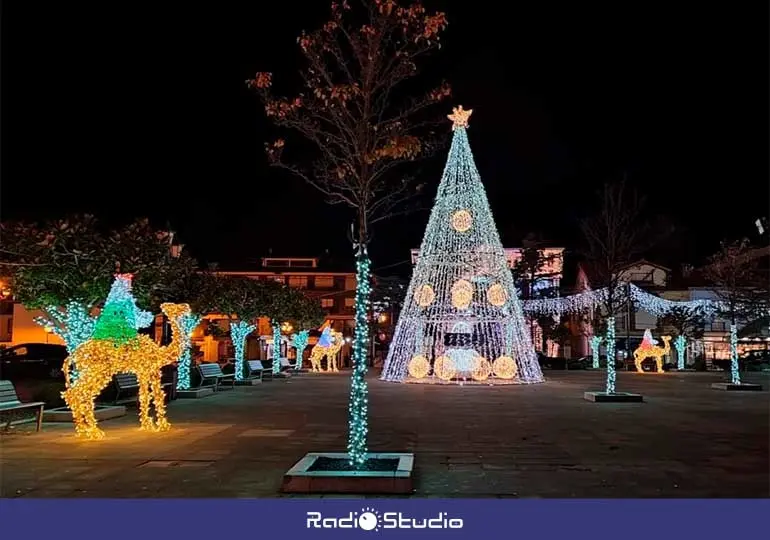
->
(195, 256), (356, 364)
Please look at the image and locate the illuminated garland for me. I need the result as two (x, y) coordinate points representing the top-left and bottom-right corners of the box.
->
(381, 112), (542, 385)
(522, 284), (720, 317)
(523, 287), (613, 316)
(628, 284), (720, 317)
(176, 313), (202, 390)
(231, 320), (256, 381)
(674, 334), (686, 371)
(729, 323), (740, 385)
(605, 317), (616, 394)
(348, 251), (371, 467)
(291, 330), (309, 371)
(272, 321), (282, 375)
(590, 335), (602, 369)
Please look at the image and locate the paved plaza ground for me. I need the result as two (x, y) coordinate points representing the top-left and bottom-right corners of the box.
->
(1, 370), (767, 498)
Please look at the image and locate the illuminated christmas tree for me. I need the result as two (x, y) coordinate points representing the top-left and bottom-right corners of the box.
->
(381, 106), (544, 384)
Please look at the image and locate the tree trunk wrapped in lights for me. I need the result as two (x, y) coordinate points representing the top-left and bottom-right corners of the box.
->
(176, 313), (202, 390)
(231, 320), (256, 381)
(248, 0), (453, 469)
(348, 250), (372, 466)
(272, 321), (283, 375)
(703, 238), (769, 387)
(291, 330), (310, 370)
(381, 108), (543, 385)
(674, 334), (687, 371)
(590, 335), (602, 369)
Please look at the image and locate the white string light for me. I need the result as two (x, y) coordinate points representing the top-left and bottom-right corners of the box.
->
(522, 283), (721, 317)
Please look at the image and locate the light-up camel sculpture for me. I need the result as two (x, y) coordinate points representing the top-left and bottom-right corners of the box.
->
(309, 327), (344, 372)
(62, 277), (190, 439)
(633, 331), (672, 373)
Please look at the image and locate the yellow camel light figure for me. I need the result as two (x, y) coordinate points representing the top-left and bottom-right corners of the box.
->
(633, 335), (672, 373)
(62, 303), (189, 440)
(309, 329), (344, 372)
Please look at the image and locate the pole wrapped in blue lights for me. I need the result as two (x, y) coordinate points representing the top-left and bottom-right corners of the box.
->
(729, 323), (740, 385)
(347, 249), (371, 467)
(590, 335), (602, 369)
(230, 320), (256, 381)
(175, 313), (202, 390)
(272, 322), (282, 375)
(292, 330), (309, 371)
(674, 334), (687, 371)
(605, 317), (616, 394)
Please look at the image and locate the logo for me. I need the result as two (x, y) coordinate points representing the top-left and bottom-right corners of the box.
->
(306, 507), (464, 531)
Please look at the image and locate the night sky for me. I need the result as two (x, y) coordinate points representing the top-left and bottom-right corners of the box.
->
(2, 2), (768, 276)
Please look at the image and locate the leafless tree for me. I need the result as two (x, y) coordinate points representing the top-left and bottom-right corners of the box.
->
(580, 178), (648, 320)
(703, 239), (769, 329)
(247, 0), (451, 247)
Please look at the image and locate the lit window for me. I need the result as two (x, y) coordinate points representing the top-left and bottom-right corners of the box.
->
(315, 276), (334, 288)
(271, 276), (285, 284)
(288, 276), (308, 288)
(344, 277), (356, 290)
(344, 297), (355, 307)
(321, 298), (334, 308)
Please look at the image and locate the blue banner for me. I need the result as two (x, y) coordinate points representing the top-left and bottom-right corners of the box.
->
(1, 499), (766, 539)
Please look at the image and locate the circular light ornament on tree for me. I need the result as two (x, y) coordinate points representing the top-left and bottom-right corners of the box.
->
(451, 209), (473, 232)
(434, 355), (456, 381)
(451, 279), (473, 310)
(408, 354), (430, 379)
(493, 355), (517, 379)
(487, 283), (508, 307)
(414, 284), (436, 308)
(472, 356), (491, 381)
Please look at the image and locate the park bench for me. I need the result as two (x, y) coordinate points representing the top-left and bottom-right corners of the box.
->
(245, 360), (266, 382)
(198, 362), (235, 391)
(111, 373), (174, 405)
(0, 379), (45, 432)
(280, 358), (297, 371)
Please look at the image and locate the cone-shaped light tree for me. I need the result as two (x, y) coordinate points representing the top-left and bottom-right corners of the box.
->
(381, 107), (543, 384)
(248, 0), (451, 467)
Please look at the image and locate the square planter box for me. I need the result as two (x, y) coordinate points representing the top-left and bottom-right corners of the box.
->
(43, 405), (127, 423)
(282, 452), (414, 494)
(178, 387), (215, 398)
(711, 382), (763, 392)
(584, 391), (644, 403)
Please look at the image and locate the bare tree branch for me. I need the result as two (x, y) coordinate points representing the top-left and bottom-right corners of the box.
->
(247, 0), (451, 243)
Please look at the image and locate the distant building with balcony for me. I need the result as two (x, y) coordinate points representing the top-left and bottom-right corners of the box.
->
(195, 256), (356, 364)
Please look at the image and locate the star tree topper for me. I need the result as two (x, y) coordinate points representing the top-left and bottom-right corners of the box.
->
(448, 105), (473, 130)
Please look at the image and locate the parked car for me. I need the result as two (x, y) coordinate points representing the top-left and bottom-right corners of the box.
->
(0, 343), (68, 381)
